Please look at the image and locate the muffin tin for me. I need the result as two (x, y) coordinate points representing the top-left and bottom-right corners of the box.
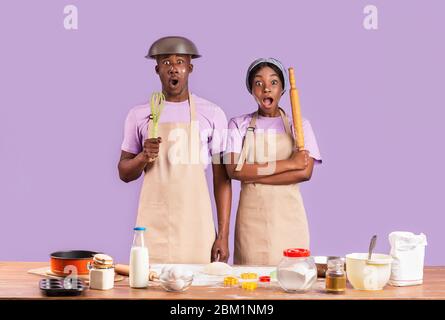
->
(39, 278), (87, 297)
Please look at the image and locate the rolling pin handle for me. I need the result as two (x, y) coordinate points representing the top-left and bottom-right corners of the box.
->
(288, 67), (296, 88)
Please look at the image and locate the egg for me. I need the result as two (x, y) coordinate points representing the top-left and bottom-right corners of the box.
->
(181, 269), (193, 280)
(169, 266), (184, 280)
(161, 265), (173, 276)
(160, 273), (170, 282)
(168, 279), (185, 291)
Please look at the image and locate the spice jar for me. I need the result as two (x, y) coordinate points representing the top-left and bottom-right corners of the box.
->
(277, 248), (317, 293)
(325, 258), (346, 294)
(88, 254), (115, 290)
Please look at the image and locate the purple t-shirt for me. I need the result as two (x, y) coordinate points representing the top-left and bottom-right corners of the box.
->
(226, 112), (322, 163)
(121, 94), (228, 168)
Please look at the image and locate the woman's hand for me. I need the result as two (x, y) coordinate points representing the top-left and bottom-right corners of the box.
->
(288, 149), (309, 170)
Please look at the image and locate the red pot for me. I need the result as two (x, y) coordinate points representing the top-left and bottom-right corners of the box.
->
(50, 250), (99, 276)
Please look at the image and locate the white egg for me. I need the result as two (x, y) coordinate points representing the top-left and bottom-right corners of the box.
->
(161, 265), (173, 276)
(170, 266), (184, 280)
(160, 273), (170, 282)
(168, 279), (185, 291)
(181, 269), (193, 280)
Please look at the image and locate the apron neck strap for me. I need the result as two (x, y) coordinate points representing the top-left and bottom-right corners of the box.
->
(248, 111), (258, 129)
(249, 107), (293, 137)
(235, 112), (256, 171)
(235, 107), (293, 172)
(188, 92), (196, 123)
(149, 92), (196, 123)
(278, 107), (293, 139)
(147, 92), (197, 139)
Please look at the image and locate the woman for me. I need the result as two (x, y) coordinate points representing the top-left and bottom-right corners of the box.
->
(225, 58), (322, 265)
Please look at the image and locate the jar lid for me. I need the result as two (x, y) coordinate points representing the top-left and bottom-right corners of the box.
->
(327, 258), (344, 269)
(283, 248), (310, 257)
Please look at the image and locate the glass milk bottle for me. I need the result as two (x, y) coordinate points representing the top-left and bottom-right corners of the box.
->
(129, 227), (149, 288)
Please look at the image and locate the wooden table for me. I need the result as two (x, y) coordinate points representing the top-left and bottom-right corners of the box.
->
(1, 262), (445, 300)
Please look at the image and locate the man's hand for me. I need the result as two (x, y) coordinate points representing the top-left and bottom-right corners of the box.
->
(211, 237), (229, 263)
(141, 137), (162, 163)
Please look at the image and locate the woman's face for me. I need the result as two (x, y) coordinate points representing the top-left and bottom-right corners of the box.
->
(251, 66), (283, 115)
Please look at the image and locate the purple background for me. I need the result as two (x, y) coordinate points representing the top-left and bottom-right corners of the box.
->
(1, 0), (444, 265)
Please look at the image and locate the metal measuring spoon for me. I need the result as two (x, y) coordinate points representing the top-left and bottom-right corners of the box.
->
(368, 235), (377, 261)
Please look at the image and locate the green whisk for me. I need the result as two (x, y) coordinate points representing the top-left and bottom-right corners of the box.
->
(149, 92), (165, 138)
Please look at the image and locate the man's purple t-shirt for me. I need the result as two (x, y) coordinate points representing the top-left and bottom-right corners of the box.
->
(121, 94), (228, 169)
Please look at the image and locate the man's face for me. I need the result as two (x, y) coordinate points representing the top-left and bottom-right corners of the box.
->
(155, 54), (193, 98)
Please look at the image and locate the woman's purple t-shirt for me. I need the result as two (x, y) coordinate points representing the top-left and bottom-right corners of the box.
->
(226, 111), (322, 163)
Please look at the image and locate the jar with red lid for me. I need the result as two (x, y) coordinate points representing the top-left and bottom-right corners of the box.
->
(277, 248), (317, 293)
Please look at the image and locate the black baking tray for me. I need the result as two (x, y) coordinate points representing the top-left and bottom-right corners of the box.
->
(39, 278), (87, 297)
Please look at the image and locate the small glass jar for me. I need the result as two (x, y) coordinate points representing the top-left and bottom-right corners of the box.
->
(277, 248), (317, 293)
(88, 262), (115, 290)
(325, 259), (346, 294)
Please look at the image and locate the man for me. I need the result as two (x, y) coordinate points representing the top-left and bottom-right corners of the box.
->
(118, 36), (231, 263)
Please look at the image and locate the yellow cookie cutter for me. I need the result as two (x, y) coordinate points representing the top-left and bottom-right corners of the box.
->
(240, 272), (258, 280)
(242, 281), (258, 291)
(223, 276), (239, 287)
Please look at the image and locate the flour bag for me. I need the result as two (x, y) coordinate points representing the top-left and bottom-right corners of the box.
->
(388, 231), (427, 286)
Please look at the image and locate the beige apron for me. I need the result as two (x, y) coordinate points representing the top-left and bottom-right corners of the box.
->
(136, 94), (216, 264)
(234, 108), (310, 266)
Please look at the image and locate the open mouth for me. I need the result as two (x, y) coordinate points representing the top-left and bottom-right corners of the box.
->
(262, 97), (274, 106)
(169, 78), (179, 88)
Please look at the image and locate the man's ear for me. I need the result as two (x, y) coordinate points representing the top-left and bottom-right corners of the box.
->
(155, 65), (159, 74)
(189, 63), (194, 73)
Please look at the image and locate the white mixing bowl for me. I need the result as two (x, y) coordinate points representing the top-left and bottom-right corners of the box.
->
(346, 253), (393, 290)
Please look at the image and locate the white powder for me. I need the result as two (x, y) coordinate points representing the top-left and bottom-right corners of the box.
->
(277, 265), (317, 291)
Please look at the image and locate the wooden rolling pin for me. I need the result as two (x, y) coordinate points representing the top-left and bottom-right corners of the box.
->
(115, 264), (159, 281)
(288, 67), (305, 150)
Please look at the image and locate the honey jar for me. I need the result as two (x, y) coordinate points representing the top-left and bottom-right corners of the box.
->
(325, 258), (346, 294)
